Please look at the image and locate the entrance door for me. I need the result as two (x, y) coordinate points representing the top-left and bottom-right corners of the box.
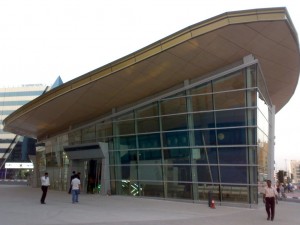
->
(87, 159), (102, 194)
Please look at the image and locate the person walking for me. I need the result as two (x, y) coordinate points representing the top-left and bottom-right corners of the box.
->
(40, 172), (50, 204)
(280, 184), (286, 199)
(263, 180), (278, 221)
(71, 174), (81, 203)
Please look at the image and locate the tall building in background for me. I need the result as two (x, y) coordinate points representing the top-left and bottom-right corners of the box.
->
(0, 85), (48, 178)
(0, 76), (63, 179)
(290, 160), (300, 183)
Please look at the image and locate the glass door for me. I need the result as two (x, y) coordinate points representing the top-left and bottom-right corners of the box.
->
(87, 159), (102, 194)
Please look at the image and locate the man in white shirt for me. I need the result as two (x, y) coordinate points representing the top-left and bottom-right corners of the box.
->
(71, 174), (81, 203)
(263, 180), (278, 221)
(40, 172), (50, 204)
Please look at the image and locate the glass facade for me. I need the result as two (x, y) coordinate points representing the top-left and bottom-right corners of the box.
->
(36, 62), (273, 206)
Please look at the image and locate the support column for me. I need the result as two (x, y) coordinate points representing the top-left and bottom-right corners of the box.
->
(268, 105), (276, 183)
(99, 142), (111, 195)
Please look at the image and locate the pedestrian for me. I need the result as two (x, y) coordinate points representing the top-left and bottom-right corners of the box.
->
(280, 184), (286, 199)
(71, 174), (81, 203)
(276, 183), (280, 195)
(40, 172), (50, 204)
(263, 179), (278, 221)
(68, 171), (76, 194)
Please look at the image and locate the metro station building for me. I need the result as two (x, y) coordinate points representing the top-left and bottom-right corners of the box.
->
(3, 8), (300, 207)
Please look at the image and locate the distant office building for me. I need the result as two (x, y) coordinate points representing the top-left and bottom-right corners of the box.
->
(290, 160), (300, 183)
(0, 76), (63, 179)
(0, 85), (48, 178)
(3, 8), (300, 207)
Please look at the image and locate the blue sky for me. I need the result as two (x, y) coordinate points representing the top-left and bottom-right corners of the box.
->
(1, 0), (299, 170)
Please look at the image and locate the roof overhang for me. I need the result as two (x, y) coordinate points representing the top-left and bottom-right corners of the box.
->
(4, 7), (300, 140)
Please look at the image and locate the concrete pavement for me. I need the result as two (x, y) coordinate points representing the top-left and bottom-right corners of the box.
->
(1, 184), (299, 225)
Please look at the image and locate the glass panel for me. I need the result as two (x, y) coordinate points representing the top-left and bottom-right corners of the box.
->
(194, 130), (216, 146)
(198, 184), (219, 201)
(166, 182), (192, 199)
(248, 165), (257, 185)
(119, 179), (140, 196)
(193, 112), (215, 129)
(82, 125), (96, 143)
(109, 165), (116, 181)
(213, 70), (245, 92)
(257, 106), (269, 136)
(190, 81), (212, 95)
(110, 150), (121, 164)
(136, 103), (158, 118)
(137, 117), (159, 133)
(140, 181), (164, 197)
(45, 152), (58, 167)
(221, 185), (248, 203)
(220, 166), (247, 183)
(138, 133), (161, 149)
(257, 127), (268, 145)
(138, 165), (163, 181)
(247, 108), (257, 127)
(96, 121), (112, 138)
(68, 130), (81, 145)
(197, 165), (219, 183)
(249, 185), (258, 204)
(257, 67), (271, 106)
(115, 119), (135, 135)
(247, 127), (256, 145)
(161, 114), (187, 131)
(247, 89), (257, 107)
(248, 146), (257, 165)
(119, 150), (137, 164)
(214, 90), (246, 110)
(161, 96), (187, 115)
(216, 128), (246, 145)
(215, 109), (246, 128)
(163, 148), (191, 161)
(218, 147), (247, 164)
(162, 131), (189, 147)
(119, 135), (137, 150)
(112, 165), (138, 181)
(191, 94), (213, 112)
(165, 164), (191, 182)
(195, 148), (218, 164)
(139, 149), (162, 161)
(37, 151), (46, 173)
(257, 128), (268, 178)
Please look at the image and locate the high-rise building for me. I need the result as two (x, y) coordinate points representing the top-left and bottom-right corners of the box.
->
(290, 160), (300, 183)
(0, 85), (48, 179)
(0, 75), (63, 179)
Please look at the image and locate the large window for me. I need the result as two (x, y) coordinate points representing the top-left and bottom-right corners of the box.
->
(59, 63), (270, 205)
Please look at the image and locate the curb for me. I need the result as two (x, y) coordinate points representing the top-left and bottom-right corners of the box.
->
(287, 196), (300, 200)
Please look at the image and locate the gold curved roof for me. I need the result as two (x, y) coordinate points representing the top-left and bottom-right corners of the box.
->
(4, 7), (300, 140)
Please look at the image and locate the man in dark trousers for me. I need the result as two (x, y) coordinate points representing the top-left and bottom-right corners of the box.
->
(263, 180), (278, 221)
(68, 171), (76, 194)
(40, 172), (50, 204)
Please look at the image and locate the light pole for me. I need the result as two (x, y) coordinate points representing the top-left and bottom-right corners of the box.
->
(285, 159), (290, 183)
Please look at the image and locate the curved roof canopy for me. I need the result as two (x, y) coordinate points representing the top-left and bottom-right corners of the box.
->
(4, 7), (300, 140)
